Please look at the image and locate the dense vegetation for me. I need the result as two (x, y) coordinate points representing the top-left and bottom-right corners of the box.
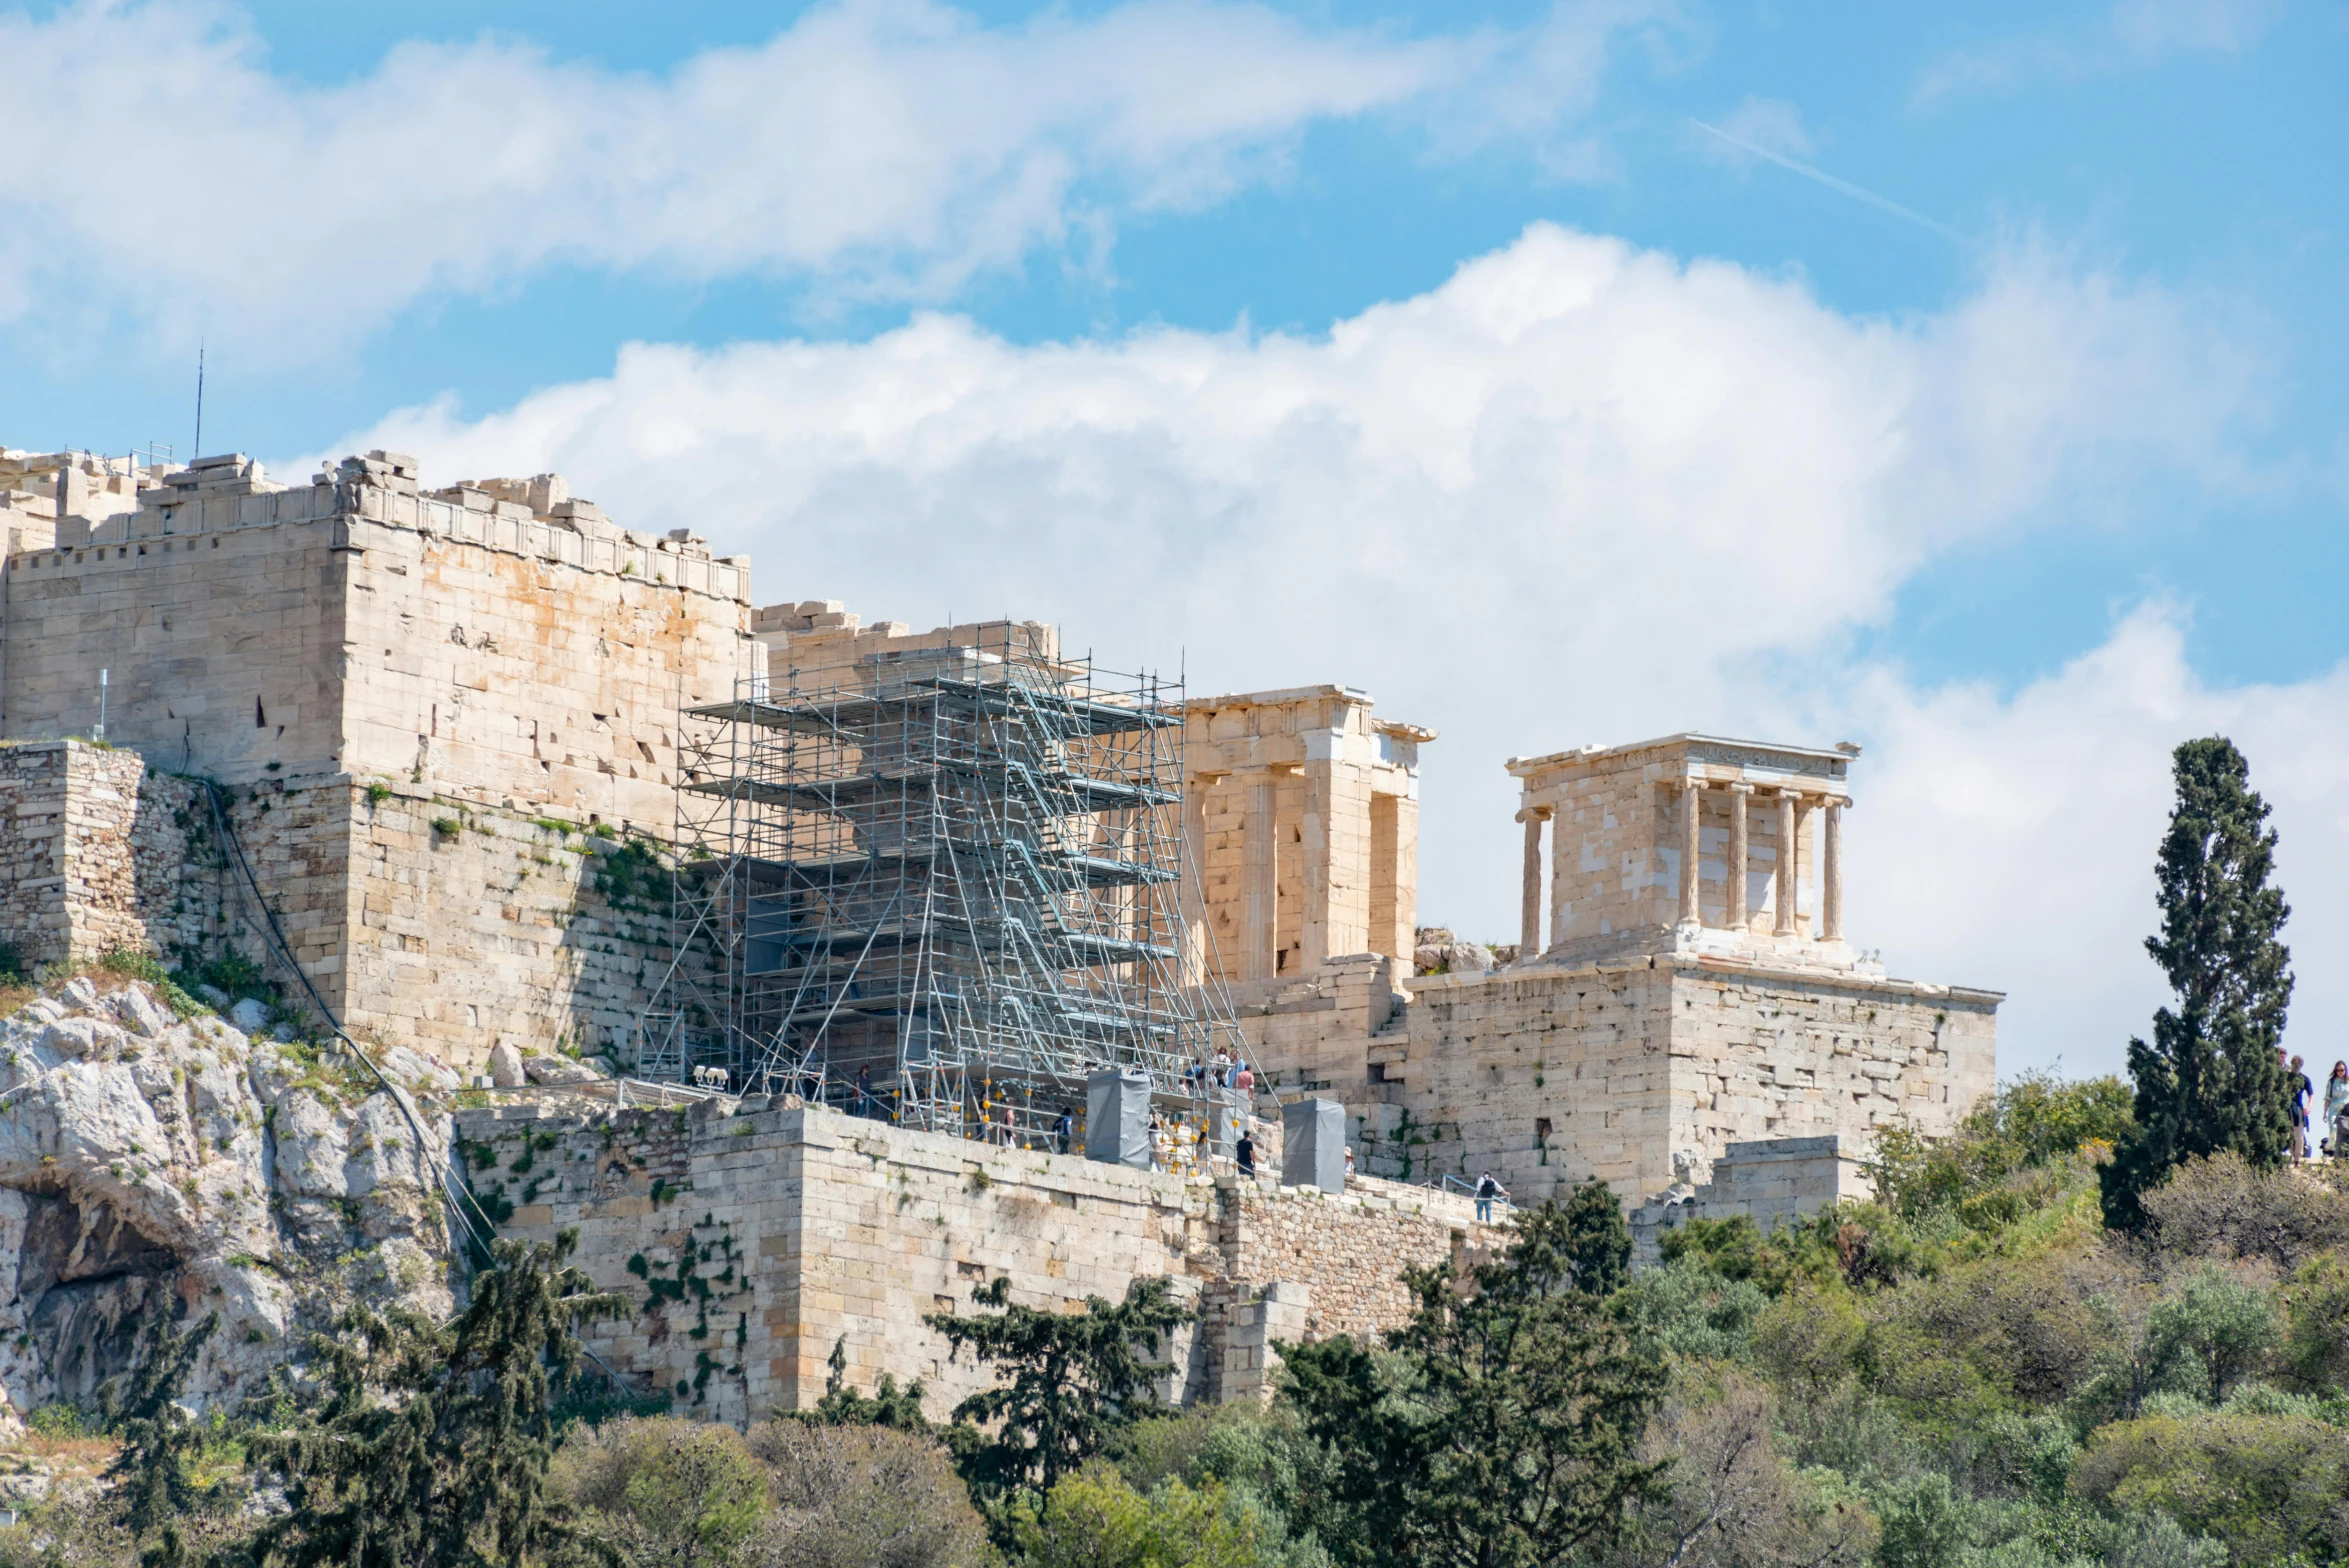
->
(0, 734), (2321, 1566)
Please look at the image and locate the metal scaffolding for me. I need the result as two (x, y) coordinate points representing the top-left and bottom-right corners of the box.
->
(655, 624), (1215, 1139)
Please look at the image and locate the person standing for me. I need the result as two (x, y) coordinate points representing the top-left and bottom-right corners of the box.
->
(2291, 1054), (2315, 1161)
(1235, 1129), (1256, 1178)
(1234, 1060), (1254, 1098)
(2325, 1063), (2349, 1159)
(1474, 1170), (1506, 1223)
(1055, 1109), (1074, 1156)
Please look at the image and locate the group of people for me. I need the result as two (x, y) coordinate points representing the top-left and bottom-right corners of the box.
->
(2285, 1051), (2349, 1161)
(1183, 1051), (1257, 1098)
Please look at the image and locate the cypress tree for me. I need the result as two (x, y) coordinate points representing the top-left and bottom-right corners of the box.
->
(2102, 736), (2296, 1229)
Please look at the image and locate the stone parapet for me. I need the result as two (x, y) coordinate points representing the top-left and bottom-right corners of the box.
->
(455, 1097), (1504, 1424)
(1629, 1133), (1871, 1268)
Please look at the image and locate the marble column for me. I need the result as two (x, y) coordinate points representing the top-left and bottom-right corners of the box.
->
(1242, 772), (1276, 981)
(1518, 806), (1549, 956)
(1178, 772), (1221, 987)
(1823, 798), (1845, 942)
(1727, 783), (1752, 930)
(1677, 778), (1702, 928)
(1773, 791), (1798, 937)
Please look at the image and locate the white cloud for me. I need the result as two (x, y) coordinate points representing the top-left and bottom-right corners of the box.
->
(1914, 0), (2282, 105)
(1854, 607), (2349, 1080)
(323, 222), (2279, 1080)
(0, 0), (1662, 359)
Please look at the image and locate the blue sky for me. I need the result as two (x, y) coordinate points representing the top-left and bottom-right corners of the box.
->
(1, 0), (2342, 1074)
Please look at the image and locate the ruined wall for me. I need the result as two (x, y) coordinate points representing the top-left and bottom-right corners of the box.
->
(0, 741), (212, 968)
(0, 745), (682, 1065)
(458, 1097), (1500, 1425)
(1629, 1135), (1870, 1268)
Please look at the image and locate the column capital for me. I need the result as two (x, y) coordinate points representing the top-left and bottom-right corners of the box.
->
(1514, 805), (1553, 823)
(1726, 781), (1756, 796)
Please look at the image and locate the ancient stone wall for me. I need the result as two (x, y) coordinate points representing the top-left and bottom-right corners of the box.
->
(0, 454), (752, 822)
(1628, 1135), (1870, 1268)
(0, 741), (211, 968)
(458, 1096), (1501, 1425)
(1363, 958), (1994, 1204)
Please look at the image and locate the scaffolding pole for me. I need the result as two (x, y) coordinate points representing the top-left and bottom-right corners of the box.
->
(653, 624), (1221, 1145)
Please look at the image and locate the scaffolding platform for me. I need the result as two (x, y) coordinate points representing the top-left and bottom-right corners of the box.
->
(650, 625), (1217, 1140)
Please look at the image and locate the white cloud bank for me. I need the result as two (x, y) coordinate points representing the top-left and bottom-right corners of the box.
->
(328, 223), (2331, 1080)
(0, 0), (1661, 357)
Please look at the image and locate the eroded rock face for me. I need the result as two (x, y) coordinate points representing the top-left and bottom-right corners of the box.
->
(0, 982), (456, 1414)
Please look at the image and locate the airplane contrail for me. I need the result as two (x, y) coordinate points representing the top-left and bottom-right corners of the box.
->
(1690, 119), (1970, 246)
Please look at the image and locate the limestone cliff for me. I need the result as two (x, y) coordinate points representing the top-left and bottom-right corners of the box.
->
(0, 976), (459, 1418)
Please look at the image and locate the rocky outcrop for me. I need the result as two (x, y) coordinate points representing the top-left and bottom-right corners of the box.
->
(0, 978), (456, 1416)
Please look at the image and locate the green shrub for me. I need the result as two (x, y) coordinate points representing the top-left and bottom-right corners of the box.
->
(2146, 1262), (2283, 1402)
(430, 816), (463, 837)
(0, 940), (24, 986)
(2281, 1250), (2349, 1394)
(364, 782), (392, 806)
(1870, 1069), (2134, 1219)
(2072, 1409), (2349, 1562)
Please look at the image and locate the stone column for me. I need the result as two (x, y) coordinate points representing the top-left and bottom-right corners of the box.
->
(1242, 772), (1277, 981)
(1773, 791), (1797, 937)
(1517, 806), (1549, 957)
(1179, 772), (1221, 987)
(1677, 778), (1702, 928)
(1299, 729), (1369, 972)
(1726, 783), (1752, 931)
(1822, 798), (1845, 942)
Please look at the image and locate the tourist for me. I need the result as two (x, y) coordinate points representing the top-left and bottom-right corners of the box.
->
(1474, 1170), (1506, 1223)
(2292, 1054), (2315, 1161)
(1055, 1109), (1075, 1156)
(1343, 1146), (1355, 1182)
(1234, 1060), (1254, 1097)
(1235, 1129), (1256, 1178)
(2327, 1063), (2349, 1158)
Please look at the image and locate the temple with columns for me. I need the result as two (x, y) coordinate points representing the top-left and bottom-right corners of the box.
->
(1216, 718), (1996, 1203)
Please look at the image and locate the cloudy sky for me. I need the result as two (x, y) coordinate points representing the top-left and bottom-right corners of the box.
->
(2, 0), (2342, 1078)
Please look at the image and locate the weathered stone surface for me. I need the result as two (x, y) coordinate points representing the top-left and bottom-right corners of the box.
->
(489, 1041), (526, 1088)
(460, 1099), (1505, 1426)
(0, 980), (453, 1415)
(521, 1054), (604, 1086)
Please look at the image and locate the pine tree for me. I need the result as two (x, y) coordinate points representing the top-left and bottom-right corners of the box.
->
(246, 1230), (626, 1567)
(1560, 1176), (1631, 1295)
(923, 1275), (1193, 1535)
(101, 1306), (221, 1540)
(1282, 1199), (1668, 1568)
(2102, 736), (2296, 1230)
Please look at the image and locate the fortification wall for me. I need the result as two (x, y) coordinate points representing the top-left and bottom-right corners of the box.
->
(1238, 956), (1994, 1207)
(0, 464), (752, 826)
(1, 514), (349, 780)
(0, 741), (210, 968)
(457, 1097), (1502, 1426)
(0, 745), (686, 1065)
(339, 509), (747, 833)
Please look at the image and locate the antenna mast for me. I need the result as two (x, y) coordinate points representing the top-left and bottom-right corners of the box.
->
(192, 341), (205, 461)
